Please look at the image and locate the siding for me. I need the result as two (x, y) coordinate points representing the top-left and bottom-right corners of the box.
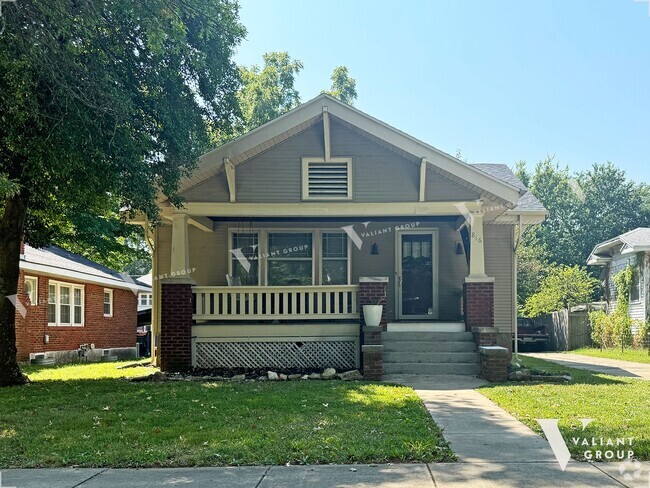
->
(607, 253), (646, 322)
(484, 224), (515, 333)
(425, 171), (482, 201)
(178, 172), (230, 203)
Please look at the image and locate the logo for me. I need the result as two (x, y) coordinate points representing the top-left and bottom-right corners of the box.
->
(5, 294), (27, 318)
(537, 419), (634, 470)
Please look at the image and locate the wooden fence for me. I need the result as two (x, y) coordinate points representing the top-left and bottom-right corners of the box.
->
(532, 303), (606, 351)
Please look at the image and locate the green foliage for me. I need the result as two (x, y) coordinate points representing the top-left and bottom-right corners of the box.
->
(589, 265), (634, 349)
(238, 52), (303, 132)
(322, 66), (358, 105)
(516, 235), (549, 310)
(522, 265), (598, 317)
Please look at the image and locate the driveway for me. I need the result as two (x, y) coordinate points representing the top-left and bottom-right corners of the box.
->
(524, 352), (650, 380)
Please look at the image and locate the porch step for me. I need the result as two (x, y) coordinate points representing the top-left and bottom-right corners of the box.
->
(383, 362), (480, 375)
(383, 341), (476, 353)
(387, 322), (465, 333)
(381, 331), (473, 342)
(384, 352), (479, 364)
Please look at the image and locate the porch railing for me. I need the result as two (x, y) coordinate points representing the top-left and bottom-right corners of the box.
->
(192, 285), (360, 321)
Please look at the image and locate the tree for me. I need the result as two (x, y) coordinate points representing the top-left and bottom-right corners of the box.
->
(516, 234), (549, 310)
(0, 0), (245, 386)
(522, 265), (599, 317)
(238, 52), (303, 132)
(322, 66), (357, 105)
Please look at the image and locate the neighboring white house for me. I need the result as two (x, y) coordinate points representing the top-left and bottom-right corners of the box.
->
(587, 227), (650, 322)
(137, 272), (153, 312)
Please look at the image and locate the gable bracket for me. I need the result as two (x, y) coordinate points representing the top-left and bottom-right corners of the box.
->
(224, 157), (236, 203)
(419, 158), (427, 202)
(323, 107), (331, 161)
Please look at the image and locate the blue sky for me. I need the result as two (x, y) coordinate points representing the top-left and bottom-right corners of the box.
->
(235, 0), (650, 183)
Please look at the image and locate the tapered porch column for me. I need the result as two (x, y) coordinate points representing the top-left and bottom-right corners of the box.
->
(464, 212), (495, 332)
(160, 213), (195, 372)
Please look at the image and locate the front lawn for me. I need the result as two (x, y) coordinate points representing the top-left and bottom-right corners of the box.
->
(0, 361), (453, 468)
(479, 357), (650, 461)
(569, 347), (650, 365)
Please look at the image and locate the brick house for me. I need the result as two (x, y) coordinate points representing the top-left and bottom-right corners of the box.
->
(137, 94), (546, 378)
(16, 243), (151, 363)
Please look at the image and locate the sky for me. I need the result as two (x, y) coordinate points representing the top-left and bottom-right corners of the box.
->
(234, 0), (650, 183)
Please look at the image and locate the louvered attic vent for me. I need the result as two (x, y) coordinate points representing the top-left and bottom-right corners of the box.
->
(302, 158), (352, 200)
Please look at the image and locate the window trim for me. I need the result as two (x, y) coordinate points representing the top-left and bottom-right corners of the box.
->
(319, 231), (352, 285)
(266, 230), (315, 286)
(301, 157), (353, 201)
(630, 267), (642, 304)
(24, 276), (38, 306)
(48, 280), (85, 327)
(103, 289), (113, 317)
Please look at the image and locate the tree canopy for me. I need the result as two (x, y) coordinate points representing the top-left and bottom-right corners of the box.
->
(322, 66), (357, 105)
(0, 0), (245, 385)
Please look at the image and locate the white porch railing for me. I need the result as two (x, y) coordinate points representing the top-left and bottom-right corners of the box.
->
(192, 285), (360, 321)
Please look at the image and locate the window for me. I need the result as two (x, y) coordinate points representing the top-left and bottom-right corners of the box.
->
(139, 293), (152, 306)
(302, 158), (352, 200)
(230, 232), (260, 285)
(321, 233), (349, 285)
(104, 289), (113, 317)
(630, 268), (641, 302)
(267, 232), (313, 285)
(48, 281), (84, 326)
(24, 276), (38, 305)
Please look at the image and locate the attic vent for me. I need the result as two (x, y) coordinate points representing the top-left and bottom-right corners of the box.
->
(302, 158), (352, 200)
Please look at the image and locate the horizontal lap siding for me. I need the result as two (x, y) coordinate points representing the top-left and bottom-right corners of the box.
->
(484, 225), (515, 333)
(178, 172), (230, 203)
(608, 254), (645, 321)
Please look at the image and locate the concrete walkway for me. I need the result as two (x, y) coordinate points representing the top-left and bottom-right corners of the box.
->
(525, 352), (650, 379)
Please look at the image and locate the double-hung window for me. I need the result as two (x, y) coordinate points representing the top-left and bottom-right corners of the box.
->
(267, 232), (313, 286)
(321, 232), (349, 285)
(24, 276), (38, 305)
(104, 289), (113, 317)
(48, 281), (84, 326)
(230, 232), (260, 285)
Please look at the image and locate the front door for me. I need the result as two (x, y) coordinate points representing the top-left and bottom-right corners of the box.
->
(397, 230), (438, 320)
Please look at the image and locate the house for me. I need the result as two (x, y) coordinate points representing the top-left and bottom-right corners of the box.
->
(143, 94), (546, 376)
(587, 227), (650, 322)
(137, 273), (153, 313)
(16, 242), (151, 363)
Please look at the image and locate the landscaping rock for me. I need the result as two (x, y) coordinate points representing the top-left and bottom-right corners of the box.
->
(507, 368), (531, 381)
(257, 376), (268, 382)
(301, 375), (309, 380)
(321, 368), (337, 380)
(279, 373), (288, 381)
(308, 373), (321, 380)
(268, 371), (279, 381)
(339, 370), (363, 381)
(288, 374), (302, 381)
(231, 374), (246, 382)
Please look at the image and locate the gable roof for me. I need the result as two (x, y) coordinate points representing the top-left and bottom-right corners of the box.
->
(587, 227), (650, 265)
(473, 164), (545, 213)
(21, 244), (151, 292)
(177, 94), (525, 206)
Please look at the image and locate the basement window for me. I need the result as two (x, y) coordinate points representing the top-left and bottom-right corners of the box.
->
(302, 158), (352, 200)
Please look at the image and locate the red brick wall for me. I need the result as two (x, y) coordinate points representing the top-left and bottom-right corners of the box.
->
(159, 282), (193, 372)
(464, 281), (494, 331)
(15, 270), (137, 361)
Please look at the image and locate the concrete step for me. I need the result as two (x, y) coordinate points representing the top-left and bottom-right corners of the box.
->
(383, 341), (476, 353)
(387, 322), (465, 333)
(383, 362), (480, 375)
(382, 331), (473, 342)
(384, 352), (479, 364)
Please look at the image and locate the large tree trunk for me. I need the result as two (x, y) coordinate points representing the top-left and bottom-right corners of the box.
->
(0, 193), (29, 387)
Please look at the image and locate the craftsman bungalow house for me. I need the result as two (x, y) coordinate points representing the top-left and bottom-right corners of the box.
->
(147, 94), (546, 375)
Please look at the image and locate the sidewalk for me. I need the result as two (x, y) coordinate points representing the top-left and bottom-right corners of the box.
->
(525, 352), (650, 380)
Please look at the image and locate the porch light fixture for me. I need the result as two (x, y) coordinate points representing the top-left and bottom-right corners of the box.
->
(371, 243), (379, 255)
(455, 241), (464, 255)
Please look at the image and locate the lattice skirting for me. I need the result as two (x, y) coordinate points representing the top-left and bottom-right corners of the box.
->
(194, 340), (358, 370)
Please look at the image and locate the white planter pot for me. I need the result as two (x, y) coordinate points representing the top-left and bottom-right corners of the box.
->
(363, 305), (383, 327)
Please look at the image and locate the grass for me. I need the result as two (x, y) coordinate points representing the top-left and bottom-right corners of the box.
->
(479, 356), (650, 461)
(569, 347), (650, 365)
(0, 361), (453, 468)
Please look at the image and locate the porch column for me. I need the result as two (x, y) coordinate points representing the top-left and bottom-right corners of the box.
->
(359, 277), (388, 380)
(160, 214), (195, 372)
(171, 213), (190, 275)
(464, 212), (495, 331)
